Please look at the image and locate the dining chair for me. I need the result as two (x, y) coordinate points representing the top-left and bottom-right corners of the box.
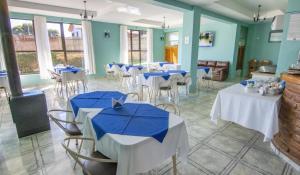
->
(104, 65), (115, 79)
(48, 69), (63, 94)
(0, 87), (8, 98)
(177, 74), (191, 95)
(201, 69), (215, 89)
(62, 137), (117, 175)
(155, 103), (180, 116)
(158, 76), (179, 104)
(47, 109), (82, 147)
(126, 92), (140, 101)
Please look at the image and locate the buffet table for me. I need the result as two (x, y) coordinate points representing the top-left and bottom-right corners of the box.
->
(210, 83), (282, 141)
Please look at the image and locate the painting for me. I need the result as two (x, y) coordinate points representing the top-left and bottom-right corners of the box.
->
(199, 32), (215, 47)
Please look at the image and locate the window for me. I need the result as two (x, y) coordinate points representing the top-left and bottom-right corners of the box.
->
(165, 32), (179, 46)
(10, 19), (39, 74)
(128, 30), (147, 65)
(47, 23), (84, 68)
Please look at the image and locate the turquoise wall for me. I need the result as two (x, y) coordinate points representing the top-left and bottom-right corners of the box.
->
(243, 22), (281, 76)
(198, 20), (237, 64)
(91, 21), (120, 76)
(276, 0), (300, 74)
(153, 29), (165, 62)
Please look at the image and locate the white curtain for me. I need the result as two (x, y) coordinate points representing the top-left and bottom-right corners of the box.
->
(120, 25), (129, 64)
(146, 28), (153, 64)
(82, 20), (96, 74)
(0, 37), (6, 70)
(34, 16), (53, 79)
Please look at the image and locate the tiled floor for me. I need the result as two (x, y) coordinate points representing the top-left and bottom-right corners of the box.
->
(0, 77), (298, 175)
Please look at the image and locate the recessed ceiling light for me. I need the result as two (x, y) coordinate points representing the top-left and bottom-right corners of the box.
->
(117, 6), (141, 16)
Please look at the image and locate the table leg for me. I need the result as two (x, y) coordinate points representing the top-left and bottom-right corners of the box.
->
(172, 155), (177, 175)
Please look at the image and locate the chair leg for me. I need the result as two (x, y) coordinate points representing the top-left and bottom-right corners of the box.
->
(172, 155), (177, 175)
(73, 139), (84, 169)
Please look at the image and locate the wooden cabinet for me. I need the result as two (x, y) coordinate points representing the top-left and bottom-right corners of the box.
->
(273, 74), (300, 164)
(165, 46), (178, 63)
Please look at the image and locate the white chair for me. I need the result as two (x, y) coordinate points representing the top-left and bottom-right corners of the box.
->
(104, 65), (115, 79)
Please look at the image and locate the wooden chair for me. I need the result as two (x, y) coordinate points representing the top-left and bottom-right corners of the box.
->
(62, 137), (117, 175)
(155, 103), (180, 116)
(248, 59), (258, 77)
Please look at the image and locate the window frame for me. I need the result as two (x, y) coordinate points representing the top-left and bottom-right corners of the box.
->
(47, 21), (84, 66)
(128, 29), (147, 65)
(10, 18), (40, 75)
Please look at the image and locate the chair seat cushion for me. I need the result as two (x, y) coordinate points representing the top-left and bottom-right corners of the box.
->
(123, 74), (131, 77)
(177, 82), (186, 86)
(82, 151), (117, 175)
(160, 86), (171, 90)
(65, 123), (82, 136)
(202, 76), (212, 80)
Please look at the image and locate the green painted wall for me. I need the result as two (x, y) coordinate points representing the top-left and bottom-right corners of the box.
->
(276, 0), (300, 74)
(91, 21), (120, 76)
(198, 20), (237, 72)
(243, 22), (281, 76)
(153, 29), (165, 62)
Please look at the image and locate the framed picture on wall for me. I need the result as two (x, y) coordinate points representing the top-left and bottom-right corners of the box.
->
(269, 30), (283, 43)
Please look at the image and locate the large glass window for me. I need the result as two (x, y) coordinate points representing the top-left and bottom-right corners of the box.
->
(47, 23), (84, 68)
(128, 30), (147, 65)
(10, 19), (39, 74)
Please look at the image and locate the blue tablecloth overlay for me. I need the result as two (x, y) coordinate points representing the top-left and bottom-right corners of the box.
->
(91, 103), (169, 143)
(125, 65), (144, 71)
(167, 70), (187, 77)
(70, 91), (127, 116)
(159, 62), (172, 67)
(108, 63), (124, 68)
(198, 66), (210, 74)
(0, 71), (7, 77)
(144, 72), (170, 80)
(55, 67), (81, 74)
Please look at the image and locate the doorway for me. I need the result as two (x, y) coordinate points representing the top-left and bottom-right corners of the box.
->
(236, 26), (248, 77)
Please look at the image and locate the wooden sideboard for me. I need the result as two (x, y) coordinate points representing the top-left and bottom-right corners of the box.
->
(273, 73), (300, 164)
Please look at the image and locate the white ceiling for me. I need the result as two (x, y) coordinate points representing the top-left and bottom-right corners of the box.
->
(8, 0), (183, 28)
(178, 0), (288, 22)
(8, 0), (289, 27)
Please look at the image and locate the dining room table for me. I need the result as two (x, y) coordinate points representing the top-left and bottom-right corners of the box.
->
(210, 83), (282, 142)
(67, 91), (189, 175)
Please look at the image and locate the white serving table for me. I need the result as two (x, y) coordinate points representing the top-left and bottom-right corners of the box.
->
(67, 100), (189, 175)
(210, 83), (282, 142)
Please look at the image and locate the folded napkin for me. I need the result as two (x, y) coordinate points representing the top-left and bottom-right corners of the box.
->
(112, 96), (125, 109)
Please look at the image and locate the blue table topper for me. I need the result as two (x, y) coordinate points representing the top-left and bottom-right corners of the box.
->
(167, 70), (187, 77)
(55, 67), (81, 74)
(108, 63), (124, 68)
(0, 72), (7, 77)
(125, 65), (144, 71)
(198, 66), (210, 74)
(159, 62), (172, 67)
(144, 72), (170, 80)
(91, 103), (169, 143)
(70, 91), (127, 116)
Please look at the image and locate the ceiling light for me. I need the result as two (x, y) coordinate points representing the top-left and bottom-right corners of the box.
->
(80, 0), (94, 20)
(253, 5), (266, 23)
(117, 6), (141, 16)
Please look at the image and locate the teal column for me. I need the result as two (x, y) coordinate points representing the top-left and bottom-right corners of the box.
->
(179, 7), (201, 93)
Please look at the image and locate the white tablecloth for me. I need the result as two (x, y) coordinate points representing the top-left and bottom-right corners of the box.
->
(162, 64), (181, 71)
(67, 101), (189, 175)
(0, 76), (9, 90)
(61, 70), (87, 84)
(210, 84), (281, 142)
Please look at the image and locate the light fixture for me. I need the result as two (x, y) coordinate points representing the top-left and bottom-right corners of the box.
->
(80, 0), (93, 20)
(117, 6), (141, 16)
(161, 16), (169, 29)
(253, 5), (266, 22)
